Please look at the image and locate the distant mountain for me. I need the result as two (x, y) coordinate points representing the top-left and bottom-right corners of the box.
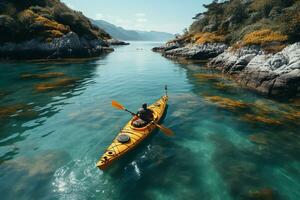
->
(92, 19), (174, 41)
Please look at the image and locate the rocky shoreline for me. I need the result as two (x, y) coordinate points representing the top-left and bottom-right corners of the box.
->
(153, 41), (227, 60)
(153, 42), (300, 98)
(0, 32), (114, 60)
(208, 43), (300, 97)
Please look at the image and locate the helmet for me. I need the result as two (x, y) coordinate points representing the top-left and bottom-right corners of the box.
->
(142, 103), (147, 109)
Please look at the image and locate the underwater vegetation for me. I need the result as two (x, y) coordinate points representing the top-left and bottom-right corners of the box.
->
(194, 73), (224, 80)
(241, 114), (282, 125)
(248, 134), (268, 145)
(204, 95), (249, 111)
(0, 104), (27, 119)
(0, 104), (38, 122)
(35, 78), (78, 92)
(21, 72), (65, 79)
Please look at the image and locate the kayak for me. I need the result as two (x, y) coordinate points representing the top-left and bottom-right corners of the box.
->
(97, 95), (168, 170)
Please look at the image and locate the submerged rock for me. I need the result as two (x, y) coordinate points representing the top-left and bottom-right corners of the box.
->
(209, 43), (300, 97)
(0, 32), (114, 60)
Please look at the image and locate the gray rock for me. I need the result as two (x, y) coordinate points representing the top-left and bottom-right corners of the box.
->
(152, 41), (181, 52)
(162, 43), (228, 60)
(209, 43), (300, 97)
(209, 45), (262, 73)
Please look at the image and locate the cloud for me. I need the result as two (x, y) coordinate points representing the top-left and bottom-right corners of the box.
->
(134, 13), (148, 25)
(136, 18), (148, 23)
(134, 13), (146, 17)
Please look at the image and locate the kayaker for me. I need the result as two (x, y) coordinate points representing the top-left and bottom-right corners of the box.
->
(133, 103), (153, 127)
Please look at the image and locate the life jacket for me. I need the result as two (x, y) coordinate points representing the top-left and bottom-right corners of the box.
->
(137, 108), (153, 122)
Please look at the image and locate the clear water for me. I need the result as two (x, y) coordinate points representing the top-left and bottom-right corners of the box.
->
(0, 42), (299, 200)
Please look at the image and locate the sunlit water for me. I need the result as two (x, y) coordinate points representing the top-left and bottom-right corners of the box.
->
(0, 42), (299, 200)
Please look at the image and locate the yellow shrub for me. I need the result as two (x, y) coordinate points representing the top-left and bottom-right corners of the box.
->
(35, 16), (69, 33)
(193, 32), (225, 44)
(18, 9), (36, 22)
(166, 34), (192, 44)
(242, 29), (288, 46)
(21, 9), (35, 17)
(47, 30), (64, 38)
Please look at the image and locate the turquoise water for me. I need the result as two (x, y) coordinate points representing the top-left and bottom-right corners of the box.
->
(0, 42), (299, 200)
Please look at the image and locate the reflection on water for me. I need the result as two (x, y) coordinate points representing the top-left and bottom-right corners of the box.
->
(0, 42), (299, 200)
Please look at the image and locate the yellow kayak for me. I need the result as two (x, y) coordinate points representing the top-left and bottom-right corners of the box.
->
(97, 95), (168, 170)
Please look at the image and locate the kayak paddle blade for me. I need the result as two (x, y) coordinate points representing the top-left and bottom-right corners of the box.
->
(156, 123), (174, 136)
(112, 100), (125, 110)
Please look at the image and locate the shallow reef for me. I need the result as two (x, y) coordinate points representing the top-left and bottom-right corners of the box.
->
(204, 95), (249, 111)
(35, 78), (78, 92)
(248, 134), (268, 145)
(246, 188), (274, 200)
(0, 104), (38, 122)
(241, 114), (282, 125)
(0, 150), (70, 200)
(194, 73), (224, 80)
(214, 82), (237, 90)
(21, 72), (65, 79)
(0, 104), (27, 119)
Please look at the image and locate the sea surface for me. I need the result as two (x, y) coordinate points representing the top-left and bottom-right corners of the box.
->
(0, 42), (299, 200)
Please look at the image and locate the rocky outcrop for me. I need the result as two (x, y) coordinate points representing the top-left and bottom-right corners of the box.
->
(153, 42), (227, 60)
(152, 41), (182, 53)
(0, 32), (114, 59)
(208, 43), (300, 97)
(106, 39), (130, 46)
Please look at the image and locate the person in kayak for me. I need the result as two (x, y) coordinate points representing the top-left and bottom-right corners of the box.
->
(133, 103), (153, 127)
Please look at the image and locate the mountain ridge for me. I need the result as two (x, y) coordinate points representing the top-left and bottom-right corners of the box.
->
(92, 19), (174, 41)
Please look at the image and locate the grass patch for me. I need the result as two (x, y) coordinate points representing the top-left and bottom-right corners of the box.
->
(193, 32), (225, 44)
(241, 29), (288, 46)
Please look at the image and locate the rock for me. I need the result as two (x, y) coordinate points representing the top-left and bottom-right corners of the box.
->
(209, 43), (300, 97)
(106, 39), (130, 46)
(162, 43), (228, 60)
(208, 45), (263, 73)
(0, 32), (113, 60)
(152, 41), (181, 53)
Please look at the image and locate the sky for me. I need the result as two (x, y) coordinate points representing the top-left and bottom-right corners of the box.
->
(61, 0), (212, 34)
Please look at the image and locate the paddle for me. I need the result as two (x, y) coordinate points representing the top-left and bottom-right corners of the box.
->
(112, 100), (174, 136)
